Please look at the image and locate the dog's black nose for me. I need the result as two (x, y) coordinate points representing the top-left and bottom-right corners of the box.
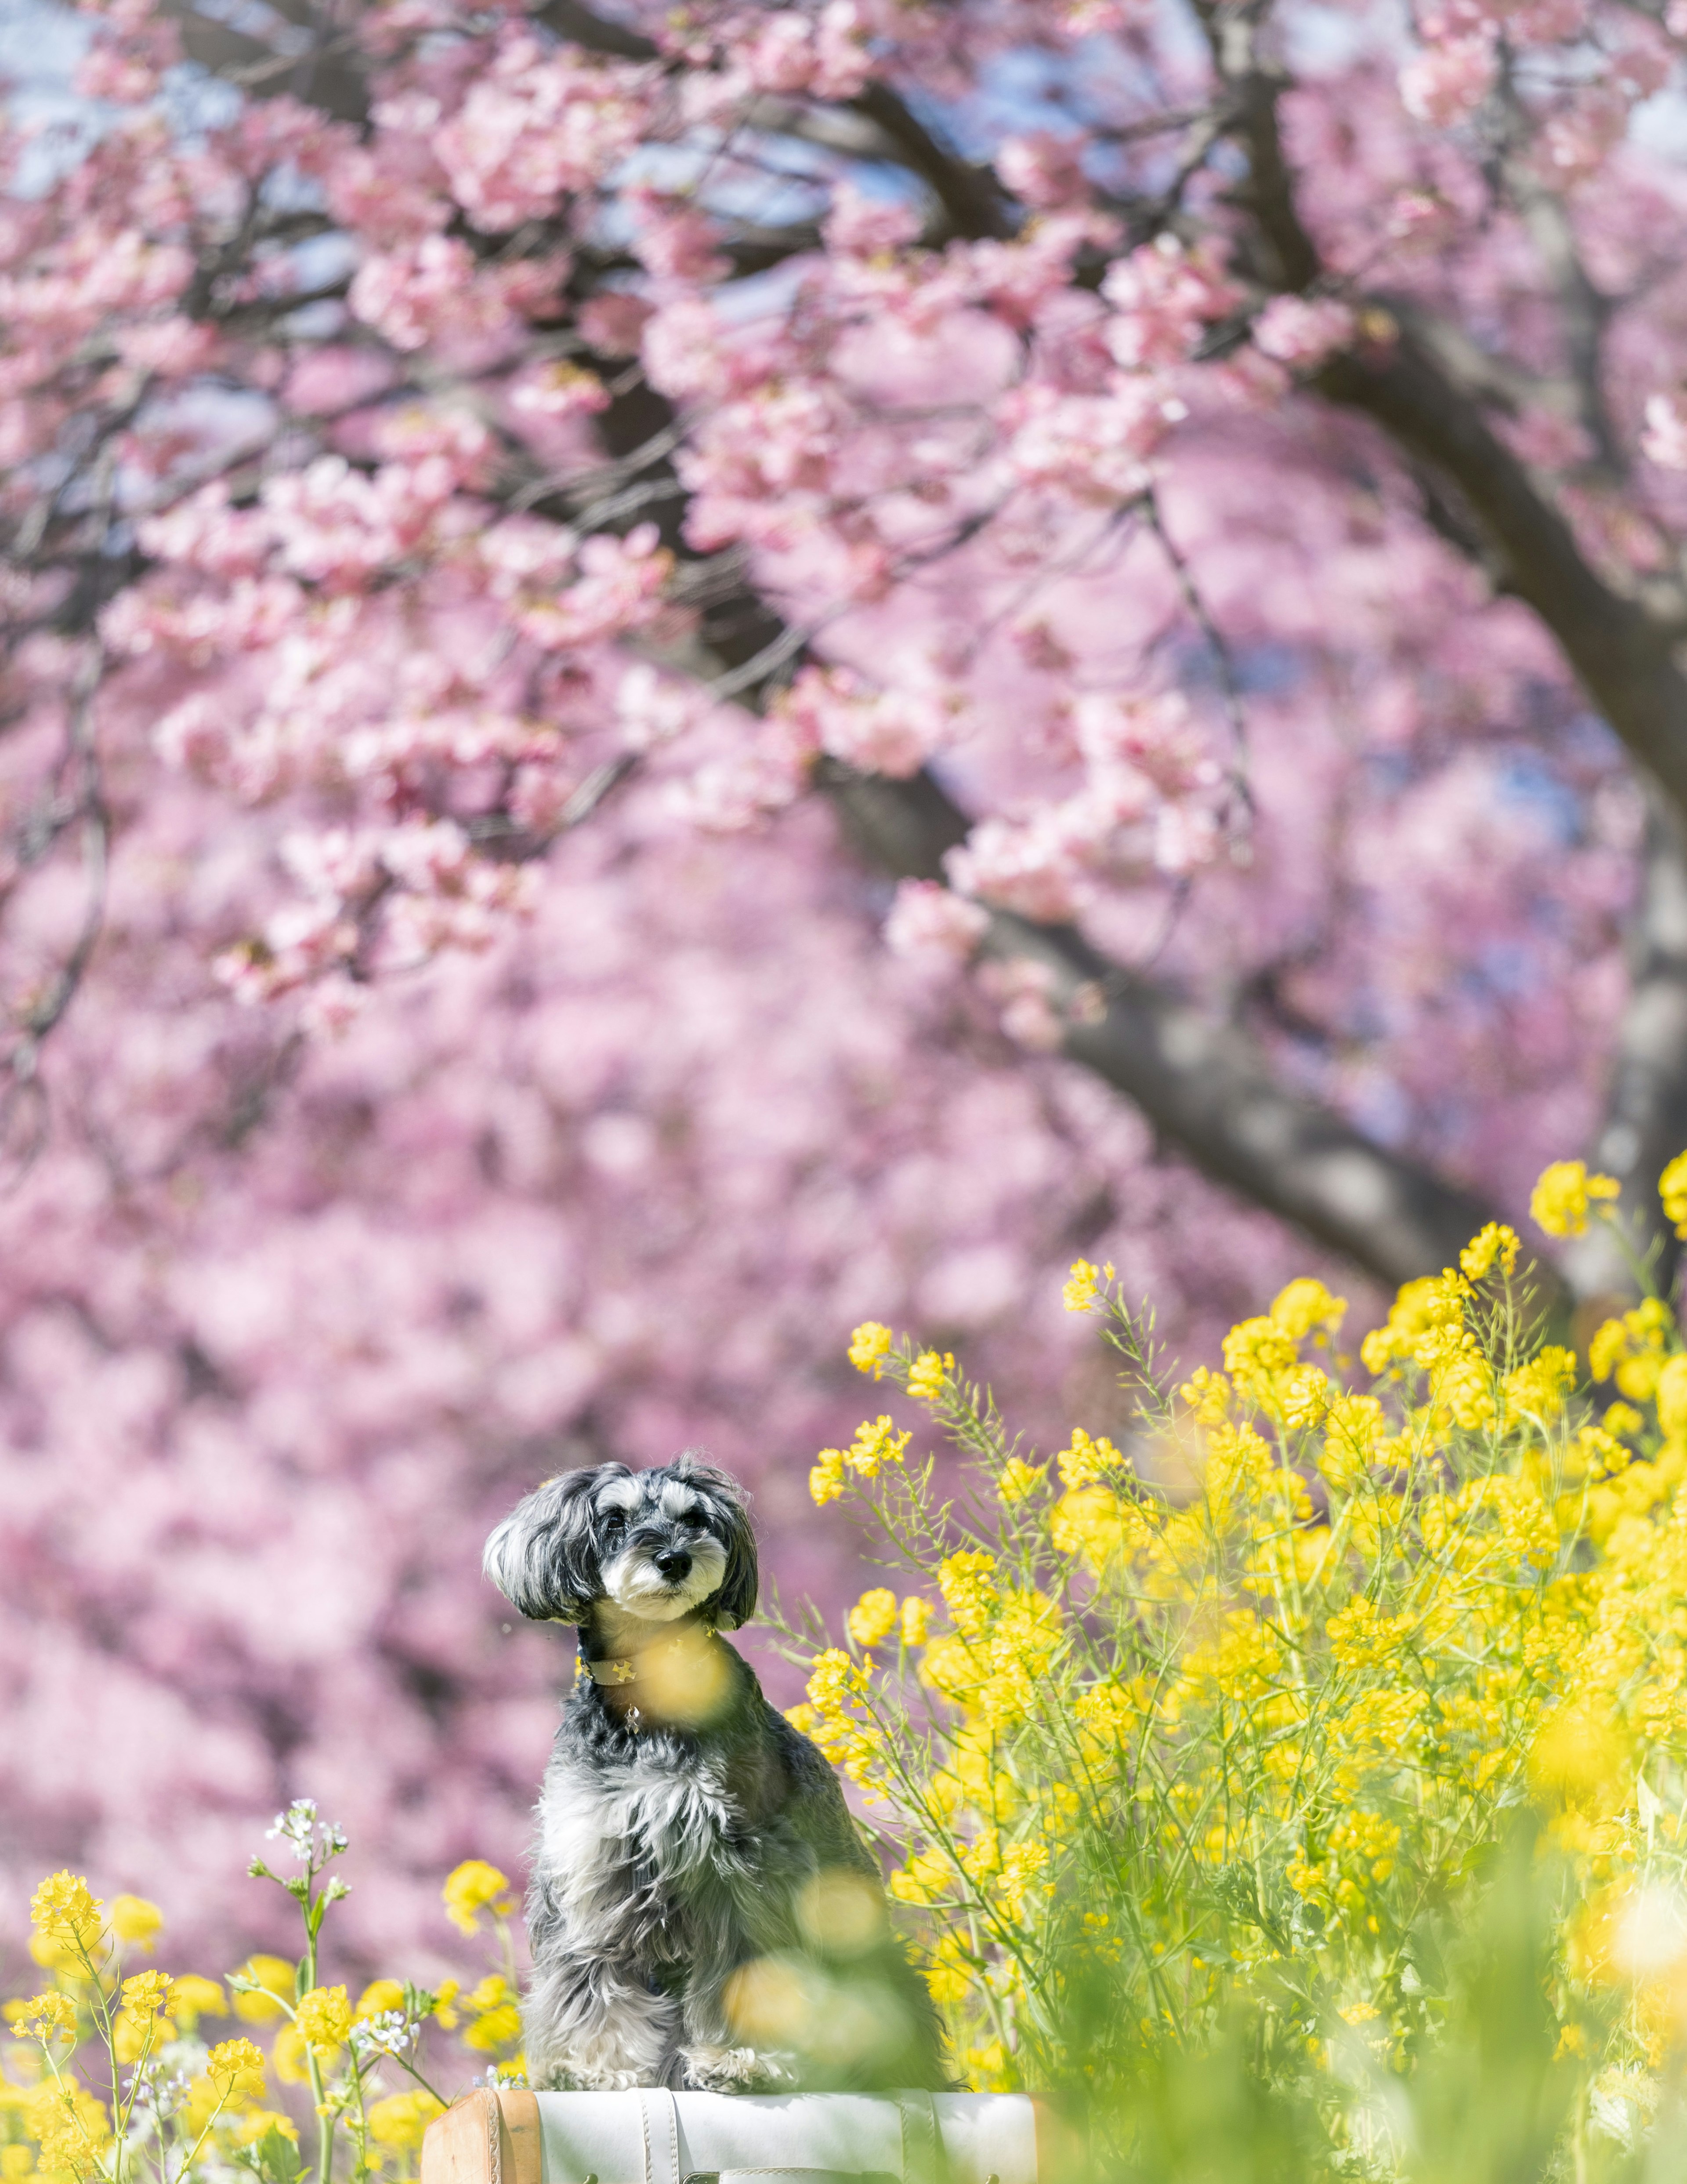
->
(654, 1548), (691, 1583)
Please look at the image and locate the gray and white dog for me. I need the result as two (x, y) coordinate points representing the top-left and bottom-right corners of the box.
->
(484, 1452), (948, 2094)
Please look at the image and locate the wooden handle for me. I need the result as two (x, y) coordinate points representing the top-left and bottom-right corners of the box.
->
(422, 2091), (544, 2184)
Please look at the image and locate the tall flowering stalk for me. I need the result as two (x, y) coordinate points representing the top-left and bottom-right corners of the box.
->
(784, 1165), (1687, 2163)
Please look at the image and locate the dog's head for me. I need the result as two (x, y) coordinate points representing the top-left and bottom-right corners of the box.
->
(483, 1453), (758, 1631)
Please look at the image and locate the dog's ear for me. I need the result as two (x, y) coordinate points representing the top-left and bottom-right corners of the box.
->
(484, 1467), (618, 1623)
(676, 1454), (759, 1631)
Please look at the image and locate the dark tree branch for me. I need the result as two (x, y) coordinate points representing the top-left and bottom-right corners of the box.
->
(850, 81), (1017, 242)
(823, 765), (1506, 1288)
(160, 0), (370, 123)
(1318, 320), (1687, 830)
(1564, 789), (1687, 1306)
(1199, 29), (1687, 1297)
(1203, 16), (1687, 830)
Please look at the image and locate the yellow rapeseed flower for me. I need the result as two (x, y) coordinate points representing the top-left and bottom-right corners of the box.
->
(366, 2091), (444, 2154)
(937, 1551), (998, 1637)
(1502, 1346), (1577, 1423)
(16, 1992), (75, 2043)
(27, 2080), (106, 2179)
(923, 1932), (974, 2006)
(270, 2023), (311, 2085)
(1529, 1703), (1629, 1818)
(1590, 1316), (1630, 1383)
(1459, 1223), (1521, 1282)
(119, 1970), (173, 2021)
(1360, 1272), (1466, 1374)
(205, 2037), (267, 2097)
(169, 1975), (227, 2028)
(442, 1859), (514, 1937)
(900, 1597), (933, 1647)
(109, 1896), (162, 1949)
(1221, 1314), (1298, 1390)
(1658, 1354), (1687, 1439)
(462, 1976), (521, 2054)
(1319, 1392), (1385, 1493)
(995, 1842), (1050, 1919)
(846, 1589), (898, 1649)
(294, 1985), (351, 2053)
(353, 1979), (406, 2021)
(1661, 1149), (1687, 1237)
(465, 2002), (521, 2052)
(1063, 1259), (1113, 1312)
(996, 1456), (1046, 1505)
(112, 2006), (173, 2065)
(843, 1415), (911, 1477)
(1051, 1487), (1145, 1573)
(809, 1448), (846, 1506)
(805, 1648), (870, 1713)
(1270, 1277), (1348, 1340)
(906, 1350), (954, 1402)
(1055, 1426), (1122, 1488)
(847, 1322), (894, 1377)
(1179, 1365), (1231, 1423)
(29, 1874), (102, 1956)
(1530, 1159), (1619, 1238)
(1326, 1597), (1411, 1669)
(889, 1847), (955, 1907)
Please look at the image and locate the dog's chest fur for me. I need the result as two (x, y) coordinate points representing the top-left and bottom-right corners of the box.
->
(535, 1697), (804, 1966)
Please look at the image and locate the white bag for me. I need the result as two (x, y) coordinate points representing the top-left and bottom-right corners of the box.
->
(423, 2087), (1069, 2184)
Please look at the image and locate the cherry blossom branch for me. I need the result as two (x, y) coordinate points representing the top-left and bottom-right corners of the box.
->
(1493, 77), (1621, 473)
(1141, 489), (1254, 842)
(822, 761), (1518, 1292)
(1320, 323), (1687, 802)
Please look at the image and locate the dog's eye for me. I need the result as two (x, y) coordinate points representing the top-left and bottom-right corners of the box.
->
(601, 1510), (626, 1538)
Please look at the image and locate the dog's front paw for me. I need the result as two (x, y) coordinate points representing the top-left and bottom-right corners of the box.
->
(680, 2044), (796, 2093)
(535, 2064), (653, 2092)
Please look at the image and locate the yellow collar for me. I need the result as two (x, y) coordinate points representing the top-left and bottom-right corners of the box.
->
(583, 1656), (640, 1687)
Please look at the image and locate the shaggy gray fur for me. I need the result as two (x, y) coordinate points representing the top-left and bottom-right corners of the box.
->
(485, 1453), (948, 2094)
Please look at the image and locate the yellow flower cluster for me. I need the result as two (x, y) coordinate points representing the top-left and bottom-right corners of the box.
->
(295, 1985), (351, 2053)
(1662, 1150), (1687, 1237)
(1459, 1221), (1521, 1281)
(996, 1456), (1046, 1505)
(30, 1874), (103, 1957)
(907, 1350), (955, 1402)
(366, 2091), (445, 2154)
(1530, 1158), (1620, 1237)
(847, 1589), (898, 1648)
(791, 1152), (1687, 2104)
(1054, 1426), (1122, 1487)
(810, 1415), (912, 1505)
(1061, 1259), (1113, 1312)
(0, 1839), (536, 2184)
(847, 1321), (894, 1376)
(788, 1649), (880, 1786)
(441, 1857), (514, 1936)
(1589, 1297), (1675, 1400)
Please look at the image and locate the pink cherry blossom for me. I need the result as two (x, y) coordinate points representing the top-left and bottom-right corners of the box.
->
(0, 0), (1676, 1983)
(884, 879), (991, 963)
(1252, 296), (1359, 369)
